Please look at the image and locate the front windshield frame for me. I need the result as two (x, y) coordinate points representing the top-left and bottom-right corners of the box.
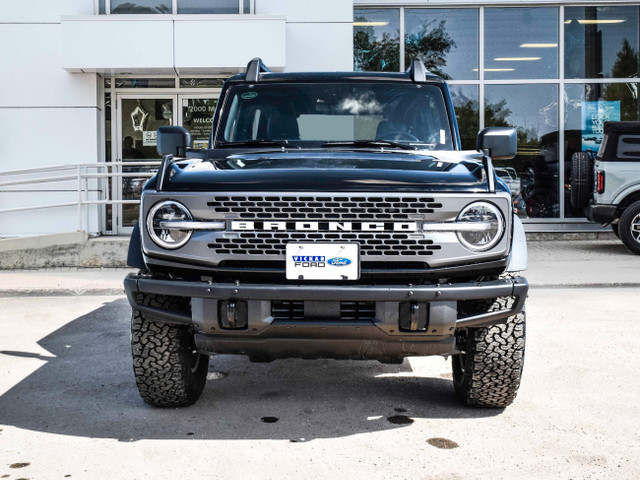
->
(212, 81), (459, 151)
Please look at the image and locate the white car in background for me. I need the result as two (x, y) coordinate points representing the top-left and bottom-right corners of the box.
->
(496, 167), (521, 197)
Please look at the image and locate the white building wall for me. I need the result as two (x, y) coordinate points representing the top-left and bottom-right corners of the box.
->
(0, 0), (100, 237)
(0, 0), (355, 237)
(256, 0), (354, 71)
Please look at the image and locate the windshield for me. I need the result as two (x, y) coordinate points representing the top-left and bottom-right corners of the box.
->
(216, 82), (455, 150)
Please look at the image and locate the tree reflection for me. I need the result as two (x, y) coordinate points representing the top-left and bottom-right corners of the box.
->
(405, 20), (455, 79)
(354, 17), (455, 75)
(451, 92), (478, 150)
(111, 2), (170, 14)
(354, 18), (400, 72)
(604, 40), (640, 120)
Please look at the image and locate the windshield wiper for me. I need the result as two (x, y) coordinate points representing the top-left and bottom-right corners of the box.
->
(217, 140), (294, 149)
(322, 140), (419, 151)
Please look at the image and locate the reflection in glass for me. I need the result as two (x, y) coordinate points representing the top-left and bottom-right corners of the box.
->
(180, 78), (227, 88)
(111, 1), (170, 14)
(182, 98), (218, 149)
(99, 0), (105, 14)
(178, 0), (239, 14)
(485, 85), (559, 218)
(115, 78), (175, 88)
(484, 8), (558, 80)
(449, 85), (479, 150)
(565, 6), (640, 79)
(405, 8), (478, 80)
(354, 8), (400, 72)
(105, 92), (112, 231)
(121, 98), (172, 226)
(243, 0), (251, 14)
(564, 83), (640, 217)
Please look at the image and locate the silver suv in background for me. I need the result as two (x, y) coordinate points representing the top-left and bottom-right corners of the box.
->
(571, 121), (640, 254)
(495, 167), (521, 197)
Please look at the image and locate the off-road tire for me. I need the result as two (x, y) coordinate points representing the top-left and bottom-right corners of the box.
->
(452, 298), (526, 408)
(619, 201), (640, 255)
(131, 294), (209, 407)
(570, 151), (594, 209)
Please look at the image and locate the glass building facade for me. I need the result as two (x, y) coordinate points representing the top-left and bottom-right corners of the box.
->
(354, 5), (640, 225)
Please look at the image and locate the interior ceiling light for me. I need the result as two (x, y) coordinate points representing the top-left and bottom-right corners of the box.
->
(494, 57), (541, 61)
(520, 43), (557, 48)
(577, 19), (626, 25)
(473, 68), (515, 72)
(353, 21), (389, 26)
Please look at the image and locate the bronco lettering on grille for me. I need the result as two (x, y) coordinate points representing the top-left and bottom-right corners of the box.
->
(230, 221), (420, 232)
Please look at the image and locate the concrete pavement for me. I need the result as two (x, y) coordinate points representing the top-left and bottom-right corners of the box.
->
(1, 289), (639, 479)
(0, 239), (638, 296)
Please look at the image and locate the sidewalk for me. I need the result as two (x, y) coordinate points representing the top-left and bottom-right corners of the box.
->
(0, 239), (638, 296)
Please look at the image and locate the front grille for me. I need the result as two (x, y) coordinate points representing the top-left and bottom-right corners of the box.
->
(340, 301), (376, 321)
(143, 191), (512, 269)
(272, 301), (304, 321)
(207, 195), (443, 221)
(271, 301), (376, 321)
(209, 232), (441, 256)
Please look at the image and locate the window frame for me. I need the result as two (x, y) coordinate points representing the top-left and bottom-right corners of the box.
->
(353, 4), (640, 222)
(99, 0), (253, 15)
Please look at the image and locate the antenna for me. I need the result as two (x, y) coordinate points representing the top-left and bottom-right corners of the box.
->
(245, 57), (271, 82)
(407, 58), (428, 83)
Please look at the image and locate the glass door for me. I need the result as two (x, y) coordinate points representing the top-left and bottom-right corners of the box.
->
(116, 95), (177, 233)
(113, 93), (220, 233)
(180, 96), (219, 149)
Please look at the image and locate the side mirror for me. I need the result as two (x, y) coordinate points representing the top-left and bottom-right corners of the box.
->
(477, 127), (517, 160)
(157, 126), (191, 157)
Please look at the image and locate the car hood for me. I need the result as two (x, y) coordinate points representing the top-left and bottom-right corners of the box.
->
(151, 150), (502, 193)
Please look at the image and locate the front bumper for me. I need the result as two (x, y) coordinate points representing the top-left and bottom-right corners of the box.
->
(124, 273), (528, 361)
(585, 202), (617, 223)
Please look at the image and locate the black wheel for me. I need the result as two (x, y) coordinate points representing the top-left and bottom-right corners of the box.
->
(524, 188), (555, 218)
(611, 223), (620, 239)
(131, 294), (209, 407)
(570, 151), (594, 209)
(452, 299), (526, 408)
(619, 201), (640, 255)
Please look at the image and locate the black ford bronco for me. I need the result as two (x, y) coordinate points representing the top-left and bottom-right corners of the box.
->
(124, 58), (529, 408)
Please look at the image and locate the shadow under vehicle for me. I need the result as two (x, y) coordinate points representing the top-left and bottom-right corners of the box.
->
(0, 298), (502, 442)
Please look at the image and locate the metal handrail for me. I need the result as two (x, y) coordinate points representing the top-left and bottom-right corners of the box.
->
(0, 161), (162, 232)
(0, 161), (161, 177)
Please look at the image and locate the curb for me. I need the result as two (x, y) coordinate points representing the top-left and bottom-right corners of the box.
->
(0, 288), (126, 297)
(530, 282), (640, 289)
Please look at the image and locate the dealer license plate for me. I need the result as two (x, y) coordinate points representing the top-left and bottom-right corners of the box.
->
(286, 243), (359, 280)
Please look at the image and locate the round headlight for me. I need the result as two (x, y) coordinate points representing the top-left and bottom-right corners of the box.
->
(456, 201), (504, 251)
(147, 200), (193, 249)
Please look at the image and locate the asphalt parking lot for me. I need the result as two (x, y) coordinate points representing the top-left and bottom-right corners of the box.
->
(1, 283), (639, 479)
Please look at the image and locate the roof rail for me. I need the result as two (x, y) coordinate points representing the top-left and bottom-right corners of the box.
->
(245, 57), (271, 82)
(406, 58), (428, 83)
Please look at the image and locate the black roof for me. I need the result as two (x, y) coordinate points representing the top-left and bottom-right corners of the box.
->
(226, 70), (445, 85)
(604, 121), (640, 135)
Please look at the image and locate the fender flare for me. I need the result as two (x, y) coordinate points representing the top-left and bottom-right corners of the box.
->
(613, 183), (640, 207)
(506, 215), (528, 272)
(127, 221), (146, 269)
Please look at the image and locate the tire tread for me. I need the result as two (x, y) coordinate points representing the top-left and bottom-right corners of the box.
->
(131, 293), (208, 407)
(453, 296), (526, 408)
